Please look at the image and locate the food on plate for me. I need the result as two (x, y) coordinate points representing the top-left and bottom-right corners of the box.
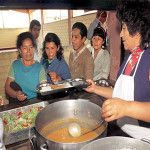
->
(39, 83), (67, 93)
(50, 83), (67, 90)
(40, 85), (52, 92)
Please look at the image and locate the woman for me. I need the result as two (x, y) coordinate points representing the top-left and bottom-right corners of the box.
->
(90, 27), (110, 80)
(41, 33), (71, 83)
(86, 0), (150, 139)
(5, 32), (47, 103)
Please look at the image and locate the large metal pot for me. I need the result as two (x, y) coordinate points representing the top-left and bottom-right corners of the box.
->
(35, 99), (107, 150)
(80, 136), (150, 150)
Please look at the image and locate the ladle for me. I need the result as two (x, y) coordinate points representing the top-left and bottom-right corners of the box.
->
(69, 119), (106, 138)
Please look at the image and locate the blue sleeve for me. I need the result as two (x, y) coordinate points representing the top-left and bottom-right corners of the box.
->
(58, 58), (71, 80)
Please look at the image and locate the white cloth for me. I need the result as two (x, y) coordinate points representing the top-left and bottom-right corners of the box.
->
(0, 118), (6, 150)
(112, 52), (150, 140)
(33, 39), (41, 62)
(90, 48), (110, 80)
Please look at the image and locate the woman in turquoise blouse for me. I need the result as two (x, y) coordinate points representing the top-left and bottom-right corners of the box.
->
(5, 32), (47, 103)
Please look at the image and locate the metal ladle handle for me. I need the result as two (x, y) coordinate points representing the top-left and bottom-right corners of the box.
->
(81, 119), (106, 136)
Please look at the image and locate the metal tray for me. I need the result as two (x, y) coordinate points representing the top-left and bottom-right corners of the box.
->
(36, 82), (72, 95)
(95, 79), (113, 88)
(36, 78), (90, 95)
(0, 101), (48, 145)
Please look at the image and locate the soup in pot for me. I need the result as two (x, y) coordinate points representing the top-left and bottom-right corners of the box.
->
(40, 118), (104, 143)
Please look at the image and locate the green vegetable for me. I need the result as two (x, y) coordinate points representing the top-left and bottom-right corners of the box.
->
(1, 106), (43, 133)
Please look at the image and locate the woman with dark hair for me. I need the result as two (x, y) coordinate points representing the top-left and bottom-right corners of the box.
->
(86, 0), (150, 139)
(41, 33), (71, 83)
(5, 32), (47, 103)
(90, 27), (110, 80)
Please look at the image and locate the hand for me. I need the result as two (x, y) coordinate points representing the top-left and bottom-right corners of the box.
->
(49, 72), (61, 82)
(101, 98), (128, 122)
(16, 91), (27, 101)
(96, 10), (103, 20)
(96, 10), (107, 24)
(85, 79), (96, 93)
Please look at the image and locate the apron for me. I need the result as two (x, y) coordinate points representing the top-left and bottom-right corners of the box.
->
(112, 52), (150, 140)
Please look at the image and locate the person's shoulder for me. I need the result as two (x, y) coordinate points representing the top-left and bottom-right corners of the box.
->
(34, 60), (43, 68)
(83, 48), (93, 57)
(13, 59), (21, 65)
(58, 57), (68, 65)
(141, 47), (150, 65)
(69, 49), (74, 55)
(60, 57), (66, 61)
(84, 47), (92, 54)
(40, 56), (44, 62)
(145, 46), (150, 55)
(102, 49), (110, 55)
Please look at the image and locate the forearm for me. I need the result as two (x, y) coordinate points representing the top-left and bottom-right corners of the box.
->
(126, 101), (150, 122)
(87, 18), (100, 40)
(94, 85), (113, 99)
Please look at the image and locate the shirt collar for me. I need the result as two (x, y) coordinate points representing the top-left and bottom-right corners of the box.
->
(72, 45), (86, 57)
(130, 45), (144, 55)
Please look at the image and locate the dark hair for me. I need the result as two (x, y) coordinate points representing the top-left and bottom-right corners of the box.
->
(42, 33), (64, 60)
(116, 0), (150, 49)
(92, 27), (106, 48)
(72, 22), (87, 38)
(16, 32), (35, 49)
(30, 19), (41, 31)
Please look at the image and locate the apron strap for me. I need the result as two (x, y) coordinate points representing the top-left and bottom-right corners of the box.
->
(132, 52), (144, 77)
(121, 51), (144, 77)
(121, 55), (132, 74)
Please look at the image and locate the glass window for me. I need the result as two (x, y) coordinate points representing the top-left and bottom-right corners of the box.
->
(43, 9), (68, 23)
(0, 11), (3, 28)
(73, 10), (96, 17)
(31, 10), (41, 23)
(0, 10), (29, 28)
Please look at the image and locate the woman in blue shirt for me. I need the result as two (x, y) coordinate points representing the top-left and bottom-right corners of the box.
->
(41, 33), (71, 83)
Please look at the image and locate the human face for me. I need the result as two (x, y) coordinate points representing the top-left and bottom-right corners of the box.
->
(100, 11), (107, 24)
(19, 38), (34, 61)
(72, 28), (86, 53)
(31, 25), (41, 40)
(120, 23), (140, 50)
(92, 35), (104, 51)
(45, 42), (59, 60)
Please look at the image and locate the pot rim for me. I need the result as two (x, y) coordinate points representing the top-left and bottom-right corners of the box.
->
(80, 136), (150, 150)
(35, 99), (108, 144)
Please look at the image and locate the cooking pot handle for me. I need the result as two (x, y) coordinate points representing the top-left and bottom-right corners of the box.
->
(30, 135), (37, 150)
(141, 138), (150, 145)
(40, 143), (48, 150)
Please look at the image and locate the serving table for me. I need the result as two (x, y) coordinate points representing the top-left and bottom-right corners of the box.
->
(0, 80), (128, 150)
